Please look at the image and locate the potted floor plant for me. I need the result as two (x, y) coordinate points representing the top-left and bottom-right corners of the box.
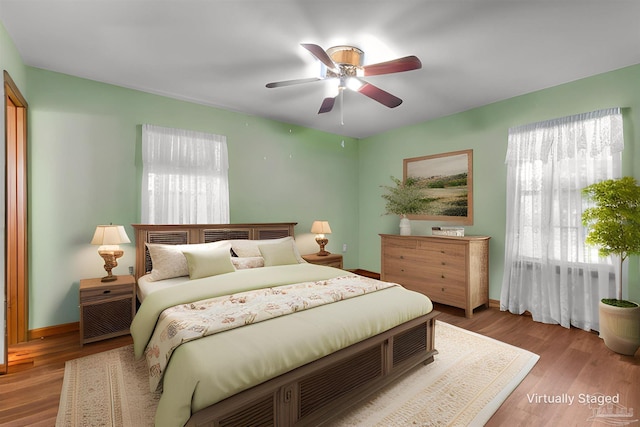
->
(381, 176), (433, 235)
(582, 176), (640, 355)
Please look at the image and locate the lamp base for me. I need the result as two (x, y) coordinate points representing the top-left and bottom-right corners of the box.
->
(98, 249), (123, 283)
(315, 237), (330, 256)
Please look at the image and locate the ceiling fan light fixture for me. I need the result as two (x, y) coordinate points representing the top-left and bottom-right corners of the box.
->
(267, 43), (421, 115)
(326, 46), (364, 67)
(324, 46), (364, 79)
(345, 77), (364, 92)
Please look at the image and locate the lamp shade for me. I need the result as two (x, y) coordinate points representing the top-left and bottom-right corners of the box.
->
(91, 225), (131, 245)
(311, 221), (332, 235)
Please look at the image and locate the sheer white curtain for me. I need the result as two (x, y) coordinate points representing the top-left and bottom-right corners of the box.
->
(142, 124), (229, 224)
(500, 108), (623, 331)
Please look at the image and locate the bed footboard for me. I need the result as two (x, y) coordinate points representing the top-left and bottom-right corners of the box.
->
(185, 311), (439, 427)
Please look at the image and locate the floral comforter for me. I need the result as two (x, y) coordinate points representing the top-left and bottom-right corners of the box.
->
(144, 274), (397, 391)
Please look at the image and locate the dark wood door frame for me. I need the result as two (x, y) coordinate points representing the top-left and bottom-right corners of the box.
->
(3, 71), (28, 374)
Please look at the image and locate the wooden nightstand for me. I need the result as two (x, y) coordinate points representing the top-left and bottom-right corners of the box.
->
(302, 253), (343, 269)
(79, 275), (136, 345)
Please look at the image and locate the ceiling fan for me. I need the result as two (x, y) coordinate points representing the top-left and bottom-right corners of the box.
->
(266, 44), (422, 114)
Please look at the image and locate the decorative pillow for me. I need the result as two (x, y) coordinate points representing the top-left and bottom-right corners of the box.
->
(229, 239), (264, 257)
(259, 240), (300, 266)
(181, 246), (236, 280)
(231, 256), (265, 269)
(146, 243), (189, 281)
(146, 240), (232, 281)
(231, 237), (304, 262)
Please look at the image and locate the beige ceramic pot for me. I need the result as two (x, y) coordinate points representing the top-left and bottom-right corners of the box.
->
(598, 300), (640, 356)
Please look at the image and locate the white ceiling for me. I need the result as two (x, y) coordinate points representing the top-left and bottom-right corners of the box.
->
(2, 0), (640, 138)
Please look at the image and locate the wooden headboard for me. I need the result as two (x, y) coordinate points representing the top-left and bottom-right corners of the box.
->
(132, 222), (297, 281)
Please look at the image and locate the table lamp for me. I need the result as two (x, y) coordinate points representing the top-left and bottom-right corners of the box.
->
(311, 220), (332, 256)
(91, 225), (131, 282)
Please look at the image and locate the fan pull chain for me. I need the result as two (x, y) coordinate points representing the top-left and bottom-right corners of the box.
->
(340, 89), (344, 126)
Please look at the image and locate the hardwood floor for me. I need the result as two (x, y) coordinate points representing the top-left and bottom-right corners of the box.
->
(0, 333), (133, 427)
(438, 305), (639, 427)
(0, 305), (637, 426)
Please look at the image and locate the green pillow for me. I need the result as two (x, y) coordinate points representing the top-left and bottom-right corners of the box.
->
(259, 240), (300, 266)
(181, 246), (236, 280)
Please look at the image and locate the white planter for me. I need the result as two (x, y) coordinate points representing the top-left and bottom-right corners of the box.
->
(599, 300), (640, 356)
(399, 216), (411, 236)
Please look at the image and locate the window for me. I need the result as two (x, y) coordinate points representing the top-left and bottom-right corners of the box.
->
(142, 124), (229, 224)
(516, 149), (618, 263)
(501, 108), (623, 331)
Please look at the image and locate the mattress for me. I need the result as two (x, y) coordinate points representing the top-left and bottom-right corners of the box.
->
(137, 274), (187, 302)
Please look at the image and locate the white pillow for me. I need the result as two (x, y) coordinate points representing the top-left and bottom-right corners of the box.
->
(231, 237), (305, 263)
(182, 246), (236, 280)
(259, 240), (300, 266)
(146, 243), (189, 281)
(146, 240), (232, 281)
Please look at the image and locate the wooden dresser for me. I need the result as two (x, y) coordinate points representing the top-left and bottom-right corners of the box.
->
(380, 234), (490, 318)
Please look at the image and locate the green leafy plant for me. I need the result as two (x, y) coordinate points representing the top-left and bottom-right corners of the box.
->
(381, 176), (433, 216)
(582, 176), (640, 303)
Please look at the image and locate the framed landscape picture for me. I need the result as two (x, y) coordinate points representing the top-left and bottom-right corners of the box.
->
(403, 149), (473, 224)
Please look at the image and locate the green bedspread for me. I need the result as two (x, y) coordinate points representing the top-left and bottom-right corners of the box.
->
(131, 263), (433, 427)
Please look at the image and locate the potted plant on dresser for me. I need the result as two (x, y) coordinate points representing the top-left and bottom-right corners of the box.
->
(381, 176), (433, 235)
(582, 176), (640, 355)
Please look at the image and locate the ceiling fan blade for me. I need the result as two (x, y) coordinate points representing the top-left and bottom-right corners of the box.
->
(362, 55), (422, 76)
(300, 43), (338, 72)
(318, 96), (336, 114)
(356, 81), (403, 108)
(266, 77), (322, 88)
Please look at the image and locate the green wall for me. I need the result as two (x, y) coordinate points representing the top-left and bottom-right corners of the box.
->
(5, 17), (640, 330)
(0, 21), (27, 91)
(26, 68), (359, 329)
(358, 64), (640, 304)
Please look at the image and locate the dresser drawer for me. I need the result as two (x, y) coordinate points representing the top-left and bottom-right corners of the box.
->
(422, 282), (466, 308)
(80, 286), (133, 304)
(383, 237), (417, 249)
(383, 261), (426, 287)
(418, 240), (465, 258)
(421, 263), (466, 286)
(384, 245), (425, 264)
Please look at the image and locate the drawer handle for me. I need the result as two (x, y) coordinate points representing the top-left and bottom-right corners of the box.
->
(103, 290), (111, 294)
(400, 269), (405, 272)
(441, 261), (446, 265)
(400, 255), (404, 259)
(441, 287), (445, 292)
(441, 274), (445, 279)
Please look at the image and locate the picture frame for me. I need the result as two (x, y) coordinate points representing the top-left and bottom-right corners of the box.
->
(403, 149), (473, 224)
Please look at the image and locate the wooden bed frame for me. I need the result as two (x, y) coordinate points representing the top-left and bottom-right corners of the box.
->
(132, 223), (438, 427)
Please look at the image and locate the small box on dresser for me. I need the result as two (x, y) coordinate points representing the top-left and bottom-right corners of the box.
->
(380, 234), (490, 318)
(79, 274), (136, 345)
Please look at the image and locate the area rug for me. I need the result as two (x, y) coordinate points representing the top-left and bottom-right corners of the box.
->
(56, 321), (539, 426)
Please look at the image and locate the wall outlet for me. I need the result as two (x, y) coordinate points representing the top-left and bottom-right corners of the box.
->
(342, 243), (347, 252)
(129, 266), (134, 275)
